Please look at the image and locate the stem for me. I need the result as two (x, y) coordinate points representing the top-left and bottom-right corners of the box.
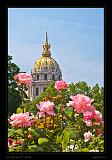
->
(60, 90), (64, 129)
(22, 85), (24, 113)
(22, 126), (25, 152)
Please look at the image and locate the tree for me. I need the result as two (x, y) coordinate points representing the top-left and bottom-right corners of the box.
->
(26, 81), (58, 112)
(8, 55), (22, 114)
(68, 81), (92, 97)
(91, 84), (104, 116)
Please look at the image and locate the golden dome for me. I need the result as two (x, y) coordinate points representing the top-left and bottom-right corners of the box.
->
(32, 32), (61, 73)
(33, 56), (60, 72)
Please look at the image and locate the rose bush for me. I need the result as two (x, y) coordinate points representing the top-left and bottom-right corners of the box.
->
(8, 77), (104, 152)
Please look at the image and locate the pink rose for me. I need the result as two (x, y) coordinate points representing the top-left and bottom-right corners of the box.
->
(84, 131), (93, 142)
(83, 110), (102, 126)
(84, 120), (93, 126)
(8, 139), (22, 148)
(15, 140), (21, 145)
(67, 94), (95, 114)
(94, 110), (102, 123)
(10, 112), (34, 127)
(8, 138), (13, 146)
(14, 73), (32, 86)
(37, 101), (55, 118)
(83, 111), (96, 121)
(55, 80), (67, 90)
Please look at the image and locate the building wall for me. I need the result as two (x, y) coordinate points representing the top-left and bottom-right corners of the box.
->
(28, 70), (62, 100)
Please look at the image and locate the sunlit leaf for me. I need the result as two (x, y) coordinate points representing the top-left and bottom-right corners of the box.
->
(38, 138), (49, 144)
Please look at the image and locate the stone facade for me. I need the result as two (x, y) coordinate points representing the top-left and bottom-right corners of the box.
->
(28, 32), (62, 100)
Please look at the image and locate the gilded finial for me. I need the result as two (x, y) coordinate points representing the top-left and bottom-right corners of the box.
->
(42, 30), (51, 57)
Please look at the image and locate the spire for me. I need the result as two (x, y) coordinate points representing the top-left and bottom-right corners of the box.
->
(46, 31), (48, 43)
(42, 31), (51, 57)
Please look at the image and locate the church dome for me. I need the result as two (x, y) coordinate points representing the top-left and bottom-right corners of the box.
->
(29, 32), (62, 100)
(32, 32), (62, 76)
(33, 57), (61, 73)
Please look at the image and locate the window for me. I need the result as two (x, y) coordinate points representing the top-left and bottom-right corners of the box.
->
(52, 74), (55, 80)
(52, 66), (55, 71)
(44, 87), (46, 92)
(59, 75), (61, 80)
(36, 88), (39, 96)
(44, 74), (47, 80)
(37, 74), (39, 80)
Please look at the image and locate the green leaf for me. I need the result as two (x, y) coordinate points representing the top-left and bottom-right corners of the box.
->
(31, 141), (35, 145)
(73, 149), (81, 152)
(38, 138), (49, 144)
(9, 148), (16, 152)
(8, 129), (16, 137)
(54, 105), (60, 113)
(69, 139), (75, 145)
(61, 129), (70, 150)
(29, 128), (40, 140)
(64, 106), (73, 118)
(56, 135), (62, 144)
(15, 129), (24, 137)
(81, 148), (89, 152)
(27, 145), (42, 152)
(16, 107), (22, 113)
(99, 140), (104, 145)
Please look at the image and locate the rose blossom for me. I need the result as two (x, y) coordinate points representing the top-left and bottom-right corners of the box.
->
(8, 138), (13, 146)
(67, 94), (95, 114)
(36, 101), (55, 118)
(84, 131), (93, 142)
(8, 139), (22, 148)
(83, 110), (102, 126)
(55, 80), (67, 90)
(9, 112), (34, 127)
(14, 73), (32, 85)
(94, 110), (102, 123)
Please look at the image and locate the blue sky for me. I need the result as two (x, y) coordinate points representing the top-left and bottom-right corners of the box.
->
(8, 8), (104, 86)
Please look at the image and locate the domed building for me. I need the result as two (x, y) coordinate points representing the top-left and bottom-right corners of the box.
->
(28, 32), (62, 100)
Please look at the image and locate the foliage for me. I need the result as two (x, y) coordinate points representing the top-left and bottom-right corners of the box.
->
(8, 55), (22, 114)
(25, 81), (58, 113)
(8, 80), (104, 152)
(26, 81), (104, 118)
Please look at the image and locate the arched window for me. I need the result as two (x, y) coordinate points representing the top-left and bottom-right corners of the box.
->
(52, 66), (55, 71)
(44, 74), (47, 80)
(44, 87), (46, 92)
(36, 88), (39, 96)
(52, 74), (55, 80)
(37, 74), (39, 80)
(59, 75), (61, 80)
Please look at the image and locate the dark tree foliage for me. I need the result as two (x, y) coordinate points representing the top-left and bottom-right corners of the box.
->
(8, 55), (22, 114)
